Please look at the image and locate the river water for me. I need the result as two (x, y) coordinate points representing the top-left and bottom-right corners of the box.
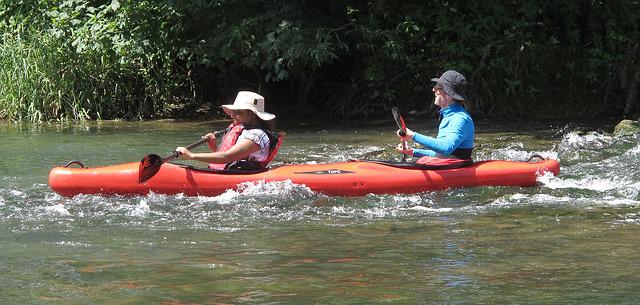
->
(1, 119), (639, 304)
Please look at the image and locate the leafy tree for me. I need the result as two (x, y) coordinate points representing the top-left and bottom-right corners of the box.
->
(1, 0), (638, 121)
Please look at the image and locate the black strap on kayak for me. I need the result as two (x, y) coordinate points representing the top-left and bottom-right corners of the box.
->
(64, 160), (86, 168)
(352, 159), (474, 170)
(175, 163), (269, 175)
(526, 154), (547, 163)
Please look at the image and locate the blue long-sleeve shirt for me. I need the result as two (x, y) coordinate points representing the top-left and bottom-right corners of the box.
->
(412, 103), (474, 157)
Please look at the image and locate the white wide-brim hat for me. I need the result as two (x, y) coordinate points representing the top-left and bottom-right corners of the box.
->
(221, 91), (276, 121)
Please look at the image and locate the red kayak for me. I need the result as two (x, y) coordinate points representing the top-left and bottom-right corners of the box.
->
(48, 158), (560, 197)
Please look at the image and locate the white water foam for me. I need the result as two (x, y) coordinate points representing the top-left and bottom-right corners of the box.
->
(602, 198), (640, 206)
(10, 190), (26, 198)
(560, 131), (614, 149)
(539, 172), (631, 192)
(390, 194), (428, 206)
(484, 146), (558, 162)
(44, 204), (71, 216)
(44, 192), (63, 202)
(55, 241), (91, 248)
(206, 180), (316, 204)
(106, 198), (151, 217)
(622, 182), (640, 198)
(318, 194), (458, 219)
(489, 190), (640, 209)
(490, 193), (573, 207)
(615, 218), (640, 224)
(128, 199), (150, 217)
(405, 206), (454, 213)
(545, 130), (640, 202)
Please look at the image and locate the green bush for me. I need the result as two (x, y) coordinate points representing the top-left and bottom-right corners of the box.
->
(0, 28), (83, 122)
(1, 0), (185, 121)
(1, 0), (639, 121)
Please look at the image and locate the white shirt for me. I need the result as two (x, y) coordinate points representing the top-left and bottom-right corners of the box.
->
(238, 129), (270, 162)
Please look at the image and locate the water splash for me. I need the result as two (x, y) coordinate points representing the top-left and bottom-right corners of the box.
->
(540, 173), (624, 192)
(54, 241), (92, 248)
(127, 199), (150, 217)
(545, 130), (640, 201)
(613, 212), (640, 225)
(560, 131), (614, 150)
(43, 204), (71, 216)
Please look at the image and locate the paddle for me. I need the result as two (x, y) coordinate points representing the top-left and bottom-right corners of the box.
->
(138, 129), (227, 183)
(392, 107), (408, 162)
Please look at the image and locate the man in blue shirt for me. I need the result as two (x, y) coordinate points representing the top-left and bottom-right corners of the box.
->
(397, 70), (474, 160)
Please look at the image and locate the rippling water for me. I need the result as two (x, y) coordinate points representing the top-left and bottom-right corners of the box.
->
(1, 119), (639, 304)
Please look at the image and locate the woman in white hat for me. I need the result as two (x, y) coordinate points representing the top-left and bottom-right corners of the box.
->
(176, 91), (280, 170)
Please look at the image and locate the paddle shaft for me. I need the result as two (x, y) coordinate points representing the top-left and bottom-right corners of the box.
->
(138, 128), (228, 183)
(392, 108), (408, 162)
(162, 138), (208, 162)
(161, 128), (228, 162)
(400, 133), (407, 163)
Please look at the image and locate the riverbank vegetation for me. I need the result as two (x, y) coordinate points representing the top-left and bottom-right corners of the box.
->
(1, 1), (638, 122)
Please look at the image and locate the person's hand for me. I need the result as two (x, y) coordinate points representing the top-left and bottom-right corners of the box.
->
(396, 128), (414, 141)
(395, 143), (413, 156)
(175, 147), (194, 160)
(203, 132), (217, 141)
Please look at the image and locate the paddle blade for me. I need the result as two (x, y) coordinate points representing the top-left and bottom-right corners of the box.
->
(391, 107), (407, 136)
(138, 154), (162, 183)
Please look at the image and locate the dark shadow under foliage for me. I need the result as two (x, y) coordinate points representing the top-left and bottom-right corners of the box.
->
(1, 0), (639, 122)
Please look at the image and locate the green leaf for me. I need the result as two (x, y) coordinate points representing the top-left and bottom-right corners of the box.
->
(110, 0), (120, 12)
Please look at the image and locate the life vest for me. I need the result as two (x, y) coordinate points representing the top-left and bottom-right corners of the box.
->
(208, 123), (282, 170)
(450, 147), (473, 160)
(257, 132), (283, 168)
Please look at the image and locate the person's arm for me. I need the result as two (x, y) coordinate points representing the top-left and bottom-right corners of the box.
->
(397, 127), (438, 157)
(412, 118), (467, 155)
(176, 138), (259, 164)
(411, 145), (437, 157)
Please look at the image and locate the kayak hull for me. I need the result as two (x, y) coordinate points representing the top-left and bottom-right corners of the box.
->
(48, 159), (560, 197)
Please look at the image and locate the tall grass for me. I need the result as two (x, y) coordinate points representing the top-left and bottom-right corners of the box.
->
(0, 29), (91, 122)
(0, 27), (176, 122)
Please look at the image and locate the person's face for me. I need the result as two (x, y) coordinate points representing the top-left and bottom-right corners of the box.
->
(432, 84), (453, 109)
(229, 109), (253, 123)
